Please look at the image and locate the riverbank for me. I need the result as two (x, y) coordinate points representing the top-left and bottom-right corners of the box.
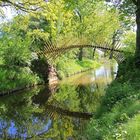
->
(0, 58), (100, 95)
(56, 58), (101, 79)
(86, 57), (140, 139)
(0, 67), (42, 94)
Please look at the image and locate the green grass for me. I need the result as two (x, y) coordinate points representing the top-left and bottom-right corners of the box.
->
(85, 57), (140, 140)
(56, 58), (100, 79)
(123, 114), (140, 140)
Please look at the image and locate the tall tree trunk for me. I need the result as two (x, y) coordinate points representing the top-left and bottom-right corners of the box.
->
(135, 3), (140, 66)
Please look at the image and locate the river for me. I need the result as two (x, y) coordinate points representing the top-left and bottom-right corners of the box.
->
(0, 61), (118, 140)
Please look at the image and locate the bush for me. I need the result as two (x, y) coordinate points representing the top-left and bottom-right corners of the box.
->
(86, 56), (140, 139)
(0, 67), (40, 92)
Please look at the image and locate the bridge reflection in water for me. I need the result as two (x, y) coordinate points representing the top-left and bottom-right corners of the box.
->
(0, 61), (117, 140)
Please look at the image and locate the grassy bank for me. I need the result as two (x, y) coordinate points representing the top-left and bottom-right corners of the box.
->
(0, 67), (41, 93)
(56, 57), (101, 79)
(85, 57), (140, 140)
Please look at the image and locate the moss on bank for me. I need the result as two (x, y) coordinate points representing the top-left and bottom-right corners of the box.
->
(85, 57), (140, 140)
(56, 58), (100, 79)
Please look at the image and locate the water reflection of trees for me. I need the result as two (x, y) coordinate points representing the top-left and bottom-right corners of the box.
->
(50, 83), (105, 114)
(41, 83), (106, 139)
(0, 62), (117, 139)
(0, 85), (88, 139)
(0, 88), (50, 139)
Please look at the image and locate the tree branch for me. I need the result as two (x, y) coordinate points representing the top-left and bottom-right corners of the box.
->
(132, 0), (137, 5)
(0, 0), (44, 12)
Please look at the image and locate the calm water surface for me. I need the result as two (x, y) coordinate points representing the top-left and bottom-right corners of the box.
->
(0, 61), (118, 140)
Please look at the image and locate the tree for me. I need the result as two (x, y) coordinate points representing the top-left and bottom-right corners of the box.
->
(0, 0), (46, 12)
(135, 1), (140, 65)
(122, 31), (136, 56)
(107, 0), (140, 66)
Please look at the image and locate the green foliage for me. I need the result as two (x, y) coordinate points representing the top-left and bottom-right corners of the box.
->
(0, 0), (125, 93)
(98, 82), (134, 113)
(0, 67), (40, 92)
(122, 31), (136, 57)
(56, 56), (100, 79)
(123, 114), (140, 140)
(0, 36), (31, 66)
(0, 0), (139, 138)
(0, 16), (41, 92)
(85, 57), (140, 139)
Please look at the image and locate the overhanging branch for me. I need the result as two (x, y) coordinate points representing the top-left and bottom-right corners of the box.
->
(0, 0), (44, 12)
(132, 0), (137, 6)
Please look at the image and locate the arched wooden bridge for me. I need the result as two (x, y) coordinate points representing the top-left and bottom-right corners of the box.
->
(37, 40), (126, 63)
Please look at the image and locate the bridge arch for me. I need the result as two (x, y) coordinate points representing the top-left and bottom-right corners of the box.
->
(34, 41), (127, 84)
(37, 41), (125, 64)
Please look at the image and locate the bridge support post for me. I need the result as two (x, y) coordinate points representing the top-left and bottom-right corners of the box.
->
(104, 50), (107, 57)
(109, 32), (117, 59)
(78, 48), (83, 61)
(93, 46), (96, 59)
(48, 65), (58, 85)
(109, 48), (114, 59)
